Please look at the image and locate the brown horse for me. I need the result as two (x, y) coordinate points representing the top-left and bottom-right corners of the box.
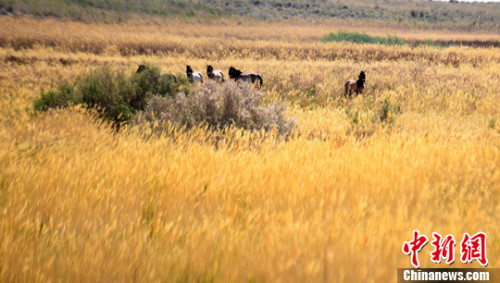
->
(345, 71), (366, 98)
(228, 67), (263, 87)
(207, 65), (225, 82)
(136, 64), (177, 83)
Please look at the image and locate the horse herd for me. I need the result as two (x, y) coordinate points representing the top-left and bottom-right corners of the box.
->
(137, 64), (366, 98)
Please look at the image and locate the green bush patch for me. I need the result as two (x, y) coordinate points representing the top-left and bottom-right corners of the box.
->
(321, 31), (406, 46)
(34, 64), (185, 127)
(319, 31), (463, 48)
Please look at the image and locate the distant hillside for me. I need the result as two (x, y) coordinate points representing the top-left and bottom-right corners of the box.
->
(206, 0), (499, 31)
(0, 0), (225, 20)
(1, 0), (499, 31)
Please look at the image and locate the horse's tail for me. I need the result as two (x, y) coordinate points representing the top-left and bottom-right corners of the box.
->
(344, 81), (350, 97)
(258, 75), (263, 87)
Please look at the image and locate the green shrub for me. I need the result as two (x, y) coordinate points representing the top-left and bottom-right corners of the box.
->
(348, 111), (360, 126)
(321, 31), (406, 46)
(78, 67), (136, 123)
(413, 40), (450, 48)
(489, 118), (496, 129)
(379, 98), (401, 123)
(34, 64), (187, 125)
(34, 82), (79, 111)
(384, 35), (406, 46)
(132, 64), (185, 110)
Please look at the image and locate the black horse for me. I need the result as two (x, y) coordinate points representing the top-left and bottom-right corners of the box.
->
(345, 71), (366, 98)
(228, 67), (263, 87)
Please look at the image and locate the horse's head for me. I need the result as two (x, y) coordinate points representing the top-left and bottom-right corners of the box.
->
(359, 71), (366, 83)
(137, 64), (147, 73)
(186, 65), (193, 75)
(229, 67), (241, 78)
(207, 65), (213, 75)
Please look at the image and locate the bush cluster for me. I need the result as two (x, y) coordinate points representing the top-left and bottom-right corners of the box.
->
(34, 64), (294, 135)
(137, 80), (295, 136)
(321, 31), (406, 46)
(34, 64), (186, 125)
(320, 31), (455, 48)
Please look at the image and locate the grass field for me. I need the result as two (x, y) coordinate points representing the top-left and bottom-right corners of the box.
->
(0, 14), (499, 282)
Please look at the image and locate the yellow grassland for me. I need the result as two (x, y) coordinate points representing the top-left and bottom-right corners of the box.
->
(0, 17), (499, 282)
(2, 17), (500, 52)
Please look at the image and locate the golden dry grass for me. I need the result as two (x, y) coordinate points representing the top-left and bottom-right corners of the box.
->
(0, 17), (499, 282)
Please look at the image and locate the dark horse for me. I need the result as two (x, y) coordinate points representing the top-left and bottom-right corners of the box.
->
(228, 67), (263, 87)
(136, 64), (177, 83)
(345, 71), (366, 98)
(207, 65), (225, 82)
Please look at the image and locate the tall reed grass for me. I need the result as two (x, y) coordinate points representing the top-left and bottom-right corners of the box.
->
(0, 18), (499, 282)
